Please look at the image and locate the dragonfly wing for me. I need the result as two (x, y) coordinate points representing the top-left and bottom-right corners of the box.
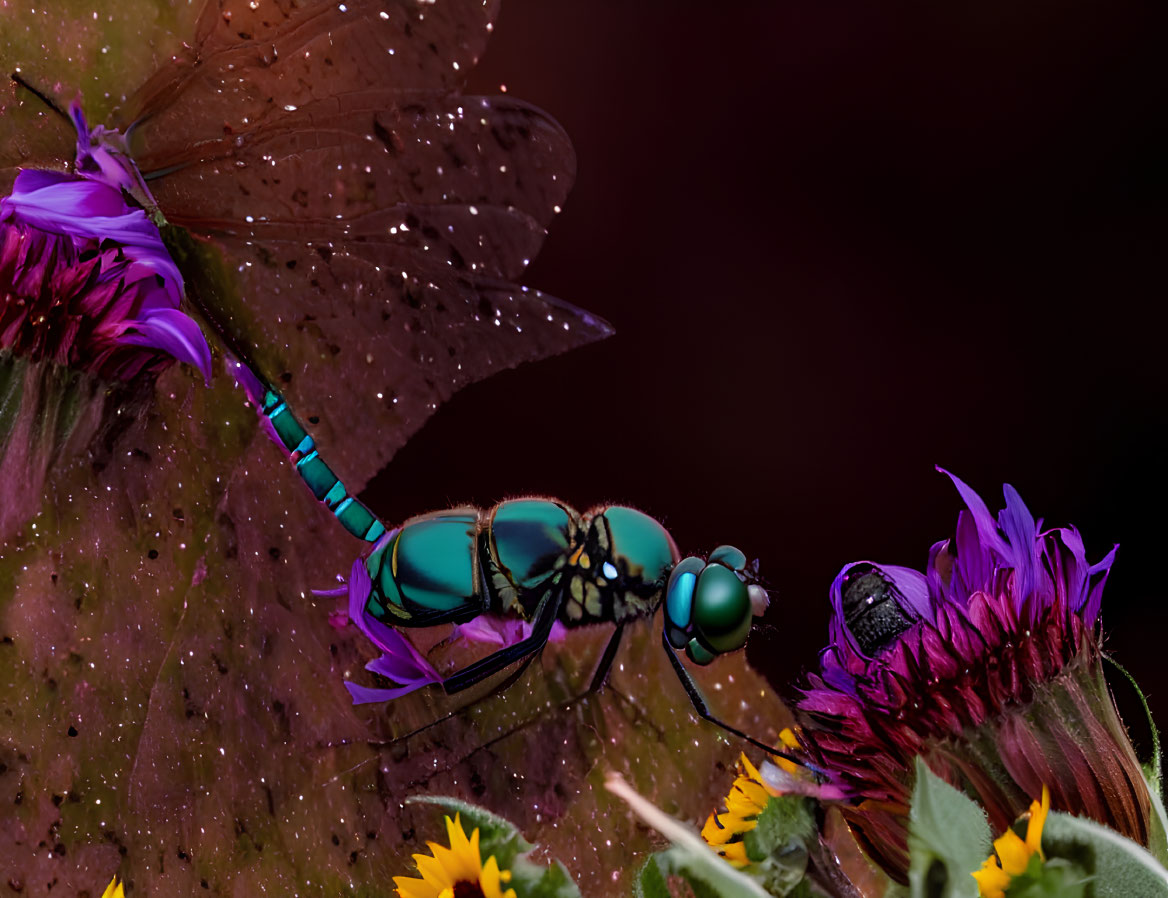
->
(119, 0), (498, 139)
(182, 232), (608, 491)
(145, 85), (599, 489)
(148, 92), (573, 281)
(0, 95), (72, 182)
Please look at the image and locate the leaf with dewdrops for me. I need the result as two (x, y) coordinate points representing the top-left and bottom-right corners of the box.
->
(0, 2), (796, 893)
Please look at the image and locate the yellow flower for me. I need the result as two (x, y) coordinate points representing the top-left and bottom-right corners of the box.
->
(972, 785), (1051, 898)
(773, 727), (803, 776)
(702, 750), (781, 866)
(101, 876), (125, 898)
(394, 813), (517, 898)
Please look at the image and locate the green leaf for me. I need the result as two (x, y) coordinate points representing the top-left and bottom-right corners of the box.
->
(635, 854), (673, 898)
(1144, 769), (1168, 871)
(753, 846), (812, 896)
(640, 840), (771, 898)
(405, 795), (532, 863)
(998, 854), (1087, 898)
(514, 855), (584, 898)
(906, 758), (992, 898)
(1040, 811), (1168, 898)
(744, 795), (817, 863)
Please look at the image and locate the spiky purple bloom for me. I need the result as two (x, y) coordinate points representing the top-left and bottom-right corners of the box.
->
(797, 470), (1148, 881)
(1, 115), (210, 381)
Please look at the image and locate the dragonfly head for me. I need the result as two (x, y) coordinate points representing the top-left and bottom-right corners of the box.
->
(663, 545), (769, 665)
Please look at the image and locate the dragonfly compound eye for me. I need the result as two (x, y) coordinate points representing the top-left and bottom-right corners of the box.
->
(664, 548), (755, 663)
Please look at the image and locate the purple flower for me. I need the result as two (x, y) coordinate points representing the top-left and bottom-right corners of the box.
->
(70, 102), (160, 217)
(451, 614), (567, 646)
(796, 469), (1148, 881)
(1, 169), (210, 381)
(326, 548), (443, 704)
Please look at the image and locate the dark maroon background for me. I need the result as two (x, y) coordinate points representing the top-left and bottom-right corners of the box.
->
(367, 2), (1168, 739)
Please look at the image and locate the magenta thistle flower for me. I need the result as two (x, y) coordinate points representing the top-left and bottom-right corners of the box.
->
(796, 470), (1148, 881)
(1, 107), (210, 381)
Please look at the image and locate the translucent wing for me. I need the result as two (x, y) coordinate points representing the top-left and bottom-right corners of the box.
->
(121, 0), (499, 143)
(1, 0), (609, 491)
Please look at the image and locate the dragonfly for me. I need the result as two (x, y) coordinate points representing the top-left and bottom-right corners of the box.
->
(219, 334), (792, 759)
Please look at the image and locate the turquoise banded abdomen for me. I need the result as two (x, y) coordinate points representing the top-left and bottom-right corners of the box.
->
(360, 498), (680, 629)
(258, 387), (386, 543)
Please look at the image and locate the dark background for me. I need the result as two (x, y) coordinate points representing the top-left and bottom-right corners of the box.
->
(367, 2), (1168, 737)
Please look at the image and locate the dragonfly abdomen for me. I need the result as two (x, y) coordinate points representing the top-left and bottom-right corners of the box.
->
(258, 387), (386, 543)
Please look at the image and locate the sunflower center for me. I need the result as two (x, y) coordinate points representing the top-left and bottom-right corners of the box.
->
(452, 882), (486, 898)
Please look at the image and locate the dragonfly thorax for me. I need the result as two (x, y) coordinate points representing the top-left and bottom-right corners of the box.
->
(360, 498), (680, 630)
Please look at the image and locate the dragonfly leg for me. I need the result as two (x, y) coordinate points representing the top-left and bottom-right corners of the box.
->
(588, 622), (626, 693)
(661, 631), (808, 768)
(441, 587), (566, 694)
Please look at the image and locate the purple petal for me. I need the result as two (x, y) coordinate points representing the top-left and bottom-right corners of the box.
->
(452, 615), (518, 646)
(366, 651), (441, 687)
(759, 760), (848, 801)
(452, 614), (567, 646)
(1082, 543), (1118, 625)
(938, 467), (1011, 560)
(1042, 526), (1088, 612)
(1, 171), (183, 296)
(998, 483), (1040, 609)
(879, 564), (932, 618)
(229, 357), (268, 408)
(344, 550), (441, 681)
(69, 102), (90, 144)
(344, 677), (432, 704)
(346, 557), (374, 627)
(118, 308), (212, 383)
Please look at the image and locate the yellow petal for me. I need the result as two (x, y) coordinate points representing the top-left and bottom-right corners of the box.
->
(393, 874), (439, 898)
(971, 856), (1010, 898)
(1026, 785), (1050, 859)
(702, 813), (735, 846)
(101, 877), (125, 898)
(991, 829), (1031, 876)
(737, 778), (771, 810)
(779, 728), (800, 750)
(480, 855), (500, 898)
(415, 853), (456, 889)
(720, 841), (749, 866)
(739, 753), (765, 786)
